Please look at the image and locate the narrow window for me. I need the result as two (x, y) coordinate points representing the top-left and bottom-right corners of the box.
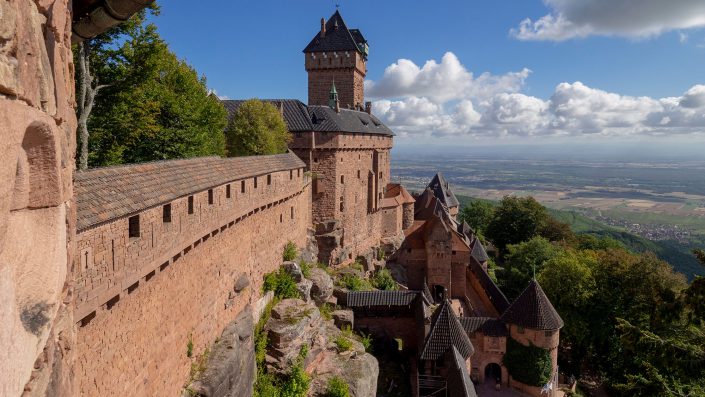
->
(128, 215), (140, 238)
(208, 189), (214, 205)
(163, 204), (172, 223)
(188, 196), (194, 214)
(291, 206), (294, 219)
(267, 174), (272, 185)
(339, 196), (344, 212)
(290, 170), (293, 180)
(241, 180), (245, 193)
(314, 158), (318, 163)
(340, 175), (345, 184)
(226, 184), (231, 198)
(254, 177), (258, 189)
(379, 172), (383, 180)
(357, 170), (361, 179)
(280, 214), (283, 223)
(297, 169), (301, 177)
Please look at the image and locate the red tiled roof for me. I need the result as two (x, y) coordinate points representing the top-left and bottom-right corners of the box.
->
(75, 153), (305, 231)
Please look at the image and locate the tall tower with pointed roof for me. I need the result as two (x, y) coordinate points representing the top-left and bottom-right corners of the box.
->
(304, 10), (368, 109)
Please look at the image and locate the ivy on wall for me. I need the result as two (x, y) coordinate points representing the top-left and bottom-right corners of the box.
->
(502, 337), (553, 387)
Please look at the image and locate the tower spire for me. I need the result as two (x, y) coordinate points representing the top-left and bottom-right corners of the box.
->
(329, 82), (340, 112)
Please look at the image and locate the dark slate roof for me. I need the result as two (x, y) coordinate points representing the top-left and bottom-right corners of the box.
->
(470, 239), (489, 263)
(458, 221), (474, 239)
(420, 300), (474, 361)
(422, 279), (434, 305)
(469, 261), (510, 314)
(428, 173), (459, 208)
(221, 99), (313, 132)
(447, 346), (478, 397)
(501, 279), (564, 330)
(308, 106), (394, 135)
(346, 290), (420, 307)
(75, 153), (305, 231)
(302, 11), (367, 54)
(459, 317), (508, 337)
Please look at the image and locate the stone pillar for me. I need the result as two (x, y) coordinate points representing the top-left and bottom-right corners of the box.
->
(0, 0), (77, 395)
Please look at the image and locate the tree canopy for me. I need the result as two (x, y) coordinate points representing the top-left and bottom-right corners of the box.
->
(485, 196), (549, 252)
(80, 9), (227, 166)
(225, 99), (291, 157)
(458, 199), (495, 237)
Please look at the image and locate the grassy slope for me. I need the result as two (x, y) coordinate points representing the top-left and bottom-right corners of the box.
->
(457, 195), (704, 279)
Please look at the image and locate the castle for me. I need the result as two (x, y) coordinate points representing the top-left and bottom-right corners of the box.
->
(0, 3), (564, 397)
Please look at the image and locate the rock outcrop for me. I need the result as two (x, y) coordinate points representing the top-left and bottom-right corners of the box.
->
(189, 307), (256, 397)
(264, 299), (378, 397)
(308, 268), (334, 304)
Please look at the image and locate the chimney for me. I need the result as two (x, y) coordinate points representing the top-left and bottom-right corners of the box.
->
(320, 18), (326, 38)
(365, 101), (372, 114)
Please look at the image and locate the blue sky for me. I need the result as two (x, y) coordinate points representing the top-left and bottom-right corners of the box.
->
(150, 1), (705, 145)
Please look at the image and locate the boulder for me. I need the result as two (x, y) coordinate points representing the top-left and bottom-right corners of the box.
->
(234, 273), (249, 293)
(308, 348), (379, 397)
(189, 307), (256, 397)
(332, 310), (354, 330)
(282, 261), (303, 281)
(265, 299), (321, 373)
(296, 278), (313, 302)
(308, 268), (334, 304)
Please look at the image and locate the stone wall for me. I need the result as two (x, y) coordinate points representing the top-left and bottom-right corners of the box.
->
(0, 0), (76, 395)
(291, 133), (393, 265)
(74, 179), (312, 396)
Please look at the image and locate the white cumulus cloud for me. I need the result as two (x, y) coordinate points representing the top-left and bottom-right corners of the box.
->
(511, 0), (705, 41)
(368, 52), (705, 140)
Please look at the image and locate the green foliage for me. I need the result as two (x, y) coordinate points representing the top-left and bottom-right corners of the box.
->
(319, 303), (333, 321)
(372, 269), (397, 290)
(186, 334), (194, 358)
(325, 376), (351, 397)
(459, 199), (495, 236)
(377, 248), (386, 261)
(283, 241), (298, 262)
(359, 332), (373, 353)
(486, 196), (549, 253)
(502, 237), (563, 300)
(188, 346), (210, 383)
(225, 99), (292, 157)
(280, 364), (310, 397)
(338, 273), (372, 291)
(503, 337), (553, 387)
(299, 260), (312, 278)
(335, 334), (353, 352)
(694, 249), (705, 266)
(263, 269), (300, 299)
(85, 18), (227, 166)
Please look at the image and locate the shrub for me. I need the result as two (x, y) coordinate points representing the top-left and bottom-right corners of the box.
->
(338, 273), (372, 291)
(299, 260), (312, 278)
(335, 334), (353, 352)
(186, 334), (194, 358)
(359, 332), (373, 353)
(326, 376), (350, 397)
(377, 248), (386, 261)
(372, 269), (397, 290)
(283, 241), (298, 262)
(263, 269), (300, 299)
(281, 364), (310, 397)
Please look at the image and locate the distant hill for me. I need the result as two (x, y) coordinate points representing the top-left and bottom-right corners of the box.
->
(456, 195), (705, 279)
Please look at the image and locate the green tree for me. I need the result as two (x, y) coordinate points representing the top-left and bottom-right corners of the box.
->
(485, 196), (549, 253)
(502, 237), (563, 300)
(85, 14), (227, 166)
(458, 199), (495, 236)
(225, 99), (291, 156)
(538, 217), (577, 246)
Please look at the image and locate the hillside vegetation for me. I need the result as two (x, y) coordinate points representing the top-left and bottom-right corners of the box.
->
(457, 194), (705, 396)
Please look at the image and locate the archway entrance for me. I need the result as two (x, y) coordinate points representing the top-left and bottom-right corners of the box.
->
(485, 363), (502, 384)
(433, 285), (444, 302)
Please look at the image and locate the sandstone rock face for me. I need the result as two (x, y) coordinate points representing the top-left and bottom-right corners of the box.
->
(0, 0), (76, 395)
(189, 307), (256, 397)
(297, 278), (313, 302)
(332, 310), (354, 330)
(308, 268), (334, 304)
(283, 260), (303, 281)
(265, 299), (378, 397)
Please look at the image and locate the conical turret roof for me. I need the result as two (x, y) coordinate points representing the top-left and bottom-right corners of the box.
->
(428, 173), (459, 208)
(421, 299), (474, 360)
(501, 279), (563, 330)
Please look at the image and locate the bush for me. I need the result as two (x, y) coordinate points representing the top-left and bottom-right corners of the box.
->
(281, 364), (310, 397)
(335, 334), (353, 352)
(263, 269), (301, 299)
(320, 303), (333, 321)
(372, 269), (397, 290)
(325, 376), (350, 397)
(359, 332), (373, 353)
(283, 241), (298, 262)
(338, 273), (372, 291)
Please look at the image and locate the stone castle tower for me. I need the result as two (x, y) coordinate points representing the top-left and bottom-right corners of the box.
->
(303, 11), (368, 109)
